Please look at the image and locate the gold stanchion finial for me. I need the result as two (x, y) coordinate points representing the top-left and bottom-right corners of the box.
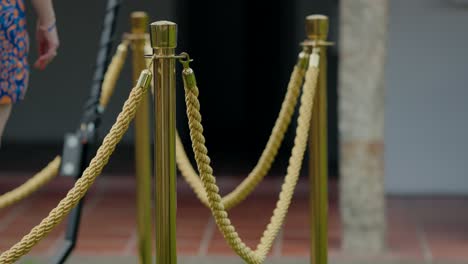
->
(150, 21), (177, 49)
(131, 12), (149, 34)
(306, 14), (329, 42)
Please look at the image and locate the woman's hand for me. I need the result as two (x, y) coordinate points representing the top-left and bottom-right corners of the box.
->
(34, 22), (59, 70)
(31, 0), (59, 70)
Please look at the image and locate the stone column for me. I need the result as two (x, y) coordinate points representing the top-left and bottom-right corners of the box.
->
(338, 0), (388, 253)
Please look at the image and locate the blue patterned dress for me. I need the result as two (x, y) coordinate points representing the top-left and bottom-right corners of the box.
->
(0, 0), (29, 104)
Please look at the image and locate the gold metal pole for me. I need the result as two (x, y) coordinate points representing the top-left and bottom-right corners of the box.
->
(150, 21), (178, 264)
(307, 14), (330, 264)
(131, 12), (152, 264)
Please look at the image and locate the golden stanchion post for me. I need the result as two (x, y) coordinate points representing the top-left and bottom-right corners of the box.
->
(307, 14), (330, 264)
(131, 12), (153, 264)
(150, 21), (178, 264)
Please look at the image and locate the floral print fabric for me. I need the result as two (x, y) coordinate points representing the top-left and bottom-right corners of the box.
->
(0, 0), (28, 104)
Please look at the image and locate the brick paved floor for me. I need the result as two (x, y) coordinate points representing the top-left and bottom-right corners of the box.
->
(1, 166), (468, 263)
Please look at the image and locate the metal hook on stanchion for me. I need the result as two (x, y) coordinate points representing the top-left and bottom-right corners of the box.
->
(150, 20), (178, 264)
(179, 52), (193, 69)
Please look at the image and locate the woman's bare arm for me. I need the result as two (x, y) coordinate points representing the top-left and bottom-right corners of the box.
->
(30, 0), (59, 70)
(31, 0), (56, 28)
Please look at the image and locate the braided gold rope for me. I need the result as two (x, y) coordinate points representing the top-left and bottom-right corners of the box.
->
(0, 40), (129, 213)
(0, 71), (151, 263)
(100, 40), (130, 108)
(0, 157), (61, 210)
(176, 53), (309, 210)
(183, 52), (320, 263)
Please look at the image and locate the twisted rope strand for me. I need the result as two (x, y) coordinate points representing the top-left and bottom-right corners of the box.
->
(255, 56), (319, 261)
(0, 77), (150, 263)
(0, 40), (129, 212)
(100, 40), (130, 108)
(0, 157), (61, 210)
(176, 53), (309, 210)
(183, 53), (319, 263)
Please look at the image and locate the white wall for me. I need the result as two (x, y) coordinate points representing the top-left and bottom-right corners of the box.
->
(386, 0), (468, 194)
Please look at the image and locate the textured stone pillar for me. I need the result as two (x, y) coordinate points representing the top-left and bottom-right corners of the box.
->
(338, 0), (388, 253)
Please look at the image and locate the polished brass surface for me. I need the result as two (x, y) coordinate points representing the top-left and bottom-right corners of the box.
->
(151, 21), (178, 264)
(131, 12), (148, 34)
(136, 69), (153, 88)
(150, 21), (177, 49)
(298, 50), (311, 70)
(306, 15), (329, 41)
(307, 14), (330, 264)
(131, 12), (152, 264)
(309, 52), (320, 68)
(181, 68), (196, 88)
(145, 54), (187, 59)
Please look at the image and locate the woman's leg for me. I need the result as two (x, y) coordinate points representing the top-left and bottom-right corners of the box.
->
(0, 104), (12, 144)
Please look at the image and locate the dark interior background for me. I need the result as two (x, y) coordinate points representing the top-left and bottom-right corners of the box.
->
(1, 0), (339, 177)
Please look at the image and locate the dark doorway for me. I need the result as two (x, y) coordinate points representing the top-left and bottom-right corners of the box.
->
(175, 0), (339, 177)
(175, 1), (297, 175)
